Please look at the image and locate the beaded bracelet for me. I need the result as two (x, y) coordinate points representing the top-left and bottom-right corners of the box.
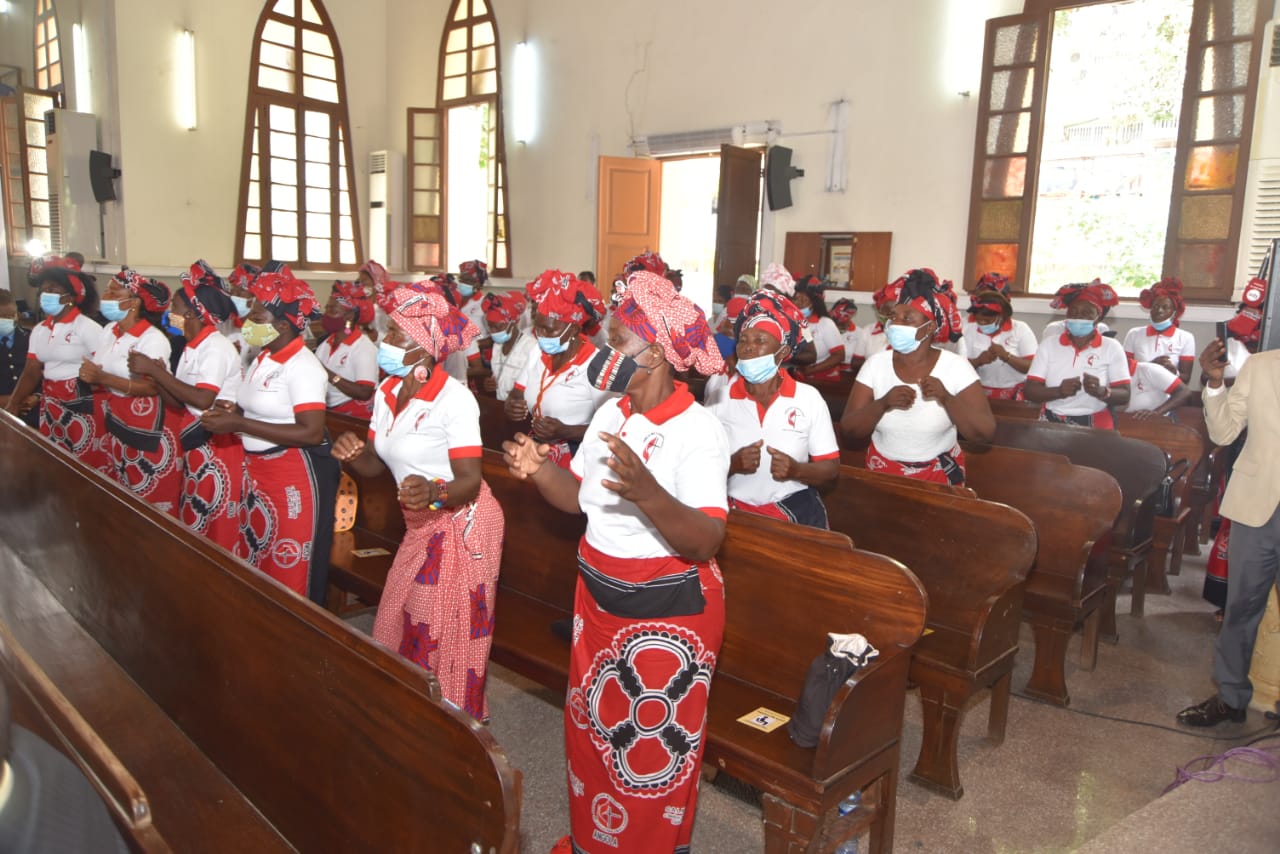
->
(427, 478), (449, 511)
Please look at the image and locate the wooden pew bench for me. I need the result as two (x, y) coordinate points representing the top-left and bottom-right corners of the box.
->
(0, 413), (522, 853)
(824, 467), (1037, 799)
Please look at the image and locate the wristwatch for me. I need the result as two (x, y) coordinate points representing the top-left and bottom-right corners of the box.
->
(330, 373), (341, 386)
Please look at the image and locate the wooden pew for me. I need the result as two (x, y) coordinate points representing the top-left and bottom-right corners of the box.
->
(988, 398), (1042, 421)
(1113, 414), (1205, 590)
(806, 372), (856, 421)
(990, 418), (1166, 642)
(824, 467), (1036, 799)
(0, 412), (522, 853)
(961, 444), (1122, 706)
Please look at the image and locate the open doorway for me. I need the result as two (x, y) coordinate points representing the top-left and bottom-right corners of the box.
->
(445, 101), (494, 268)
(1028, 0), (1194, 295)
(659, 155), (723, 312)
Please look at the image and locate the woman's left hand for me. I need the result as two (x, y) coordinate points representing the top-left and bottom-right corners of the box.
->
(200, 404), (242, 435)
(127, 351), (165, 378)
(599, 432), (660, 503)
(767, 446), (801, 481)
(532, 415), (568, 441)
(919, 376), (951, 403)
(78, 358), (102, 385)
(398, 474), (437, 510)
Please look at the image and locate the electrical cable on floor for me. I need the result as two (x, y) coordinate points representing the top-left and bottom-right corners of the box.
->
(1011, 690), (1280, 742)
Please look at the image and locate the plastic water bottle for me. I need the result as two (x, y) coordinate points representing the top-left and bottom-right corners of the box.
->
(834, 792), (861, 854)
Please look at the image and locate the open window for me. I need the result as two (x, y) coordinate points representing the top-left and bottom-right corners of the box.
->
(234, 0), (363, 270)
(34, 0), (64, 95)
(1, 88), (59, 256)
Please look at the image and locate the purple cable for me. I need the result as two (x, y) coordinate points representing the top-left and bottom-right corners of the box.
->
(1163, 745), (1280, 795)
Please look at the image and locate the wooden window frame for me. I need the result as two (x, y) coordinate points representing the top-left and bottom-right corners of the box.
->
(1, 87), (60, 257)
(964, 0), (1272, 301)
(234, 0), (364, 271)
(34, 0), (64, 95)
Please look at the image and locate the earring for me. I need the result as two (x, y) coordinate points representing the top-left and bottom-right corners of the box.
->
(413, 361), (431, 383)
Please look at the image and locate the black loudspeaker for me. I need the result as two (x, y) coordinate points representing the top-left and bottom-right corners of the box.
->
(765, 145), (804, 211)
(89, 150), (119, 202)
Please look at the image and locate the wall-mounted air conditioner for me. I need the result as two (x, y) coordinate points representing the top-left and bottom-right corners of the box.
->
(45, 109), (103, 260)
(368, 149), (405, 272)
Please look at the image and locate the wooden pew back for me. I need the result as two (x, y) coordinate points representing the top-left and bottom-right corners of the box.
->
(0, 414), (522, 853)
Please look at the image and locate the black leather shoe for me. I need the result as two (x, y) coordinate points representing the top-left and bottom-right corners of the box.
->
(1176, 695), (1246, 727)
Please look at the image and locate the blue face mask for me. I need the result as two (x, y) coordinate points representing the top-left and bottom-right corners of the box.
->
(231, 295), (252, 319)
(886, 322), (925, 355)
(457, 284), (475, 299)
(162, 311), (185, 336)
(490, 328), (512, 345)
(377, 342), (412, 377)
(100, 299), (128, 323)
(978, 321), (1001, 335)
(40, 292), (66, 316)
(0, 318), (14, 336)
(537, 328), (571, 355)
(737, 352), (780, 384)
(1151, 318), (1173, 332)
(801, 307), (813, 319)
(1065, 318), (1096, 338)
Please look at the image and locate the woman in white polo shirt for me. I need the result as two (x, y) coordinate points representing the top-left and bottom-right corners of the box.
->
(961, 273), (1037, 400)
(456, 258), (491, 345)
(128, 261), (244, 550)
(792, 276), (846, 381)
(710, 290), (839, 528)
(482, 290), (536, 401)
(505, 269), (613, 468)
(1123, 277), (1196, 385)
(332, 283), (503, 722)
(79, 270), (183, 514)
(504, 271), (729, 854)
(201, 268), (339, 603)
(1123, 358), (1193, 419)
(316, 280), (378, 418)
(5, 258), (103, 460)
(842, 269), (995, 485)
(1025, 281), (1131, 429)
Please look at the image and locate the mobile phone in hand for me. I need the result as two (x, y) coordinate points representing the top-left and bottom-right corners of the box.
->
(1215, 321), (1230, 363)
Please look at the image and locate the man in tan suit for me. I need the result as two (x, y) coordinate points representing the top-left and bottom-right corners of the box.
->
(1178, 338), (1280, 726)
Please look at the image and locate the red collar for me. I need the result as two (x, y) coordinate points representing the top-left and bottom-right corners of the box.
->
(113, 318), (153, 339)
(1059, 330), (1102, 351)
(383, 368), (449, 414)
(996, 318), (1013, 334)
(1146, 323), (1177, 338)
(185, 325), (217, 350)
(617, 382), (695, 425)
(539, 339), (595, 374)
(43, 307), (81, 329)
(336, 326), (365, 348)
(728, 369), (797, 400)
(263, 335), (305, 364)
(872, 322), (884, 335)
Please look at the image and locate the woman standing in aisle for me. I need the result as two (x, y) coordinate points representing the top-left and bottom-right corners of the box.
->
(316, 280), (378, 418)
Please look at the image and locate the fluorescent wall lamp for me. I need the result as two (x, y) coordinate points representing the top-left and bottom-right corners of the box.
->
(513, 41), (536, 143)
(73, 23), (91, 114)
(25, 237), (46, 257)
(0, 2), (13, 15)
(175, 29), (197, 131)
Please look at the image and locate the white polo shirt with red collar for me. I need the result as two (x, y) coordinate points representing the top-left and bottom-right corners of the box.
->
(809, 316), (846, 365)
(851, 322), (888, 359)
(175, 326), (243, 415)
(513, 339), (613, 425)
(369, 369), (482, 484)
(28, 308), (105, 381)
(571, 383), (729, 560)
(316, 327), (378, 408)
(708, 371), (840, 506)
(962, 317), (1038, 389)
(94, 319), (171, 391)
(491, 331), (538, 401)
(460, 293), (489, 337)
(1123, 323), (1196, 368)
(1028, 330), (1131, 416)
(236, 336), (328, 453)
(1124, 361), (1183, 413)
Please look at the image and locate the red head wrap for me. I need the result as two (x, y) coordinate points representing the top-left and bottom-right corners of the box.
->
(872, 281), (897, 311)
(829, 298), (858, 327)
(458, 259), (489, 286)
(973, 272), (1011, 297)
(482, 291), (527, 326)
(38, 256), (91, 304)
(331, 280), (375, 326)
(181, 260), (235, 325)
(734, 290), (809, 353)
(885, 268), (963, 343)
(1138, 276), (1186, 322)
(250, 266), (320, 331)
(114, 269), (171, 314)
(624, 251), (668, 277)
(614, 271), (723, 375)
(1050, 279), (1119, 315)
(360, 259), (389, 292)
(228, 262), (261, 291)
(723, 295), (749, 322)
(526, 269), (606, 328)
(387, 282), (478, 361)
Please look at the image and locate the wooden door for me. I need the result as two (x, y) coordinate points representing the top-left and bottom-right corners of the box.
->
(407, 107), (444, 273)
(596, 156), (662, 296)
(851, 232), (892, 291)
(713, 144), (762, 285)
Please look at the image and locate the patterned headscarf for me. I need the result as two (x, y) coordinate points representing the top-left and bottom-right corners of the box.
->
(973, 272), (1011, 297)
(614, 271), (723, 375)
(250, 266), (320, 330)
(1050, 279), (1119, 316)
(482, 291), (527, 326)
(968, 271), (1013, 317)
(734, 289), (809, 353)
(228, 262), (261, 291)
(625, 251), (668, 277)
(829, 298), (858, 327)
(332, 280), (375, 326)
(526, 269), (606, 327)
(872, 282), (897, 312)
(723, 295), (749, 323)
(760, 262), (796, 297)
(1139, 276), (1186, 322)
(387, 282), (479, 361)
(360, 259), (389, 292)
(181, 260), (235, 325)
(429, 273), (461, 307)
(114, 269), (171, 314)
(37, 256), (91, 304)
(884, 268), (963, 343)
(458, 259), (489, 286)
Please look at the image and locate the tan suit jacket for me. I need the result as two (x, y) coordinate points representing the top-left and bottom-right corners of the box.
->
(1204, 349), (1280, 527)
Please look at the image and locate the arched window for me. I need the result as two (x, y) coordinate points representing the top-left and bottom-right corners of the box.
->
(34, 0), (63, 93)
(409, 0), (511, 275)
(235, 0), (362, 269)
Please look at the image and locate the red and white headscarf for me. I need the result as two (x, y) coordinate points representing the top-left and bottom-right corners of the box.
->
(871, 281), (897, 312)
(526, 269), (606, 327)
(1050, 279), (1119, 316)
(829, 298), (858, 328)
(760, 262), (796, 297)
(332, 279), (375, 326)
(360, 259), (390, 292)
(458, 259), (489, 285)
(884, 268), (963, 343)
(615, 271), (724, 375)
(968, 273), (1013, 317)
(181, 260), (235, 325)
(387, 282), (479, 361)
(482, 291), (527, 326)
(735, 289), (809, 353)
(250, 266), (320, 331)
(114, 268), (171, 314)
(1139, 276), (1186, 322)
(227, 262), (261, 291)
(625, 251), (668, 277)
